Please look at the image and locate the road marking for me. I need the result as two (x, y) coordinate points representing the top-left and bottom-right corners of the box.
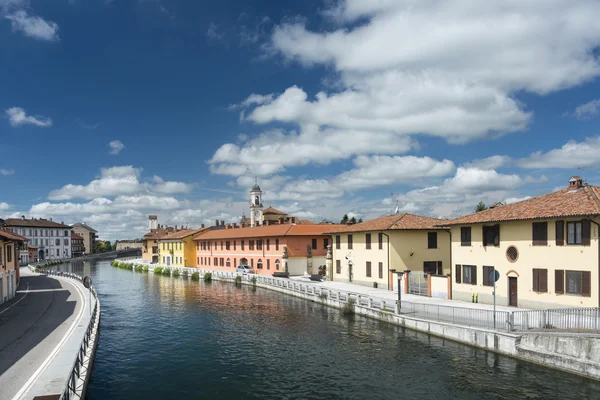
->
(10, 277), (87, 400)
(0, 282), (30, 316)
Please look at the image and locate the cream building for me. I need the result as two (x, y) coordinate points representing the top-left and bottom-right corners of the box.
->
(330, 214), (451, 290)
(71, 222), (97, 255)
(443, 177), (600, 309)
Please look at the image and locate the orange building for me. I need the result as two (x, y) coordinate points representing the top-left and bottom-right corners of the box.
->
(194, 223), (343, 276)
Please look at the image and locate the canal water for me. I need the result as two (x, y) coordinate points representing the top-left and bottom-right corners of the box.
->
(55, 260), (599, 399)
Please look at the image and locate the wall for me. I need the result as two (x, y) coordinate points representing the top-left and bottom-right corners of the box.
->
(430, 275), (450, 299)
(332, 230), (451, 290)
(0, 239), (18, 303)
(142, 239), (159, 262)
(451, 217), (600, 309)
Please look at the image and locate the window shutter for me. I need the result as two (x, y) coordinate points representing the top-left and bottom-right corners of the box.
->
(455, 265), (461, 283)
(555, 270), (564, 294)
(582, 219), (591, 246)
(437, 261), (442, 275)
(555, 221), (564, 246)
(472, 266), (477, 285)
(540, 269), (548, 293)
(494, 225), (500, 246)
(532, 269), (539, 291)
(582, 271), (591, 297)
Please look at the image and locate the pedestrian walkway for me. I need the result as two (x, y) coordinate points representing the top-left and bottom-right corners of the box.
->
(0, 267), (95, 400)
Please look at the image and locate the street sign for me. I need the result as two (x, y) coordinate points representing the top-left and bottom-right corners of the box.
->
(83, 276), (92, 289)
(489, 270), (500, 283)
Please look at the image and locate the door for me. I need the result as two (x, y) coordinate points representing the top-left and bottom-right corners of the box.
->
(508, 277), (518, 306)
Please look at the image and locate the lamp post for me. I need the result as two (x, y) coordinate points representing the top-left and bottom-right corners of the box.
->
(393, 270), (404, 310)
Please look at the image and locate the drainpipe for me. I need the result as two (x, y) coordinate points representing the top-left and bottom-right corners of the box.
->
(381, 232), (390, 290)
(443, 228), (452, 276)
(589, 217), (600, 307)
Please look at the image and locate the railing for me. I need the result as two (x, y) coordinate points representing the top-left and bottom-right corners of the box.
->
(512, 307), (600, 332)
(117, 259), (600, 333)
(41, 270), (100, 400)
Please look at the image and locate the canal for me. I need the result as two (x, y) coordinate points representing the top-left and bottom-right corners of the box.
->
(55, 260), (599, 399)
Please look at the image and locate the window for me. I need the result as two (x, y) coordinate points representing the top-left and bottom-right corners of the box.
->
(482, 225), (500, 246)
(323, 238), (329, 250)
(220, 258), (224, 266)
(233, 240), (236, 250)
(267, 259), (270, 270)
(482, 266), (495, 287)
(226, 241), (230, 250)
(336, 260), (341, 274)
(226, 258), (231, 267)
(427, 232), (437, 249)
(335, 235), (341, 250)
(6, 245), (12, 262)
(348, 235), (353, 250)
(462, 265), (477, 285)
(275, 239), (279, 251)
(506, 246), (519, 262)
(532, 222), (548, 245)
(266, 239), (270, 251)
(532, 269), (548, 292)
(221, 241), (223, 250)
(55, 239), (60, 246)
(241, 240), (245, 250)
(233, 258), (237, 267)
(564, 270), (591, 296)
(366, 261), (372, 277)
(312, 238), (317, 250)
(56, 249), (60, 256)
(378, 262), (383, 279)
(64, 239), (69, 246)
(257, 240), (263, 250)
(460, 227), (471, 246)
(64, 230), (68, 236)
(424, 261), (437, 275)
(51, 230), (54, 237)
(566, 220), (590, 245)
(365, 233), (371, 250)
(257, 259), (263, 269)
(251, 259), (254, 268)
(163, 243), (165, 250)
(214, 257), (218, 266)
(275, 259), (280, 270)
(378, 232), (383, 250)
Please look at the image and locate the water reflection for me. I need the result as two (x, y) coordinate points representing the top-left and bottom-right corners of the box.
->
(55, 261), (600, 399)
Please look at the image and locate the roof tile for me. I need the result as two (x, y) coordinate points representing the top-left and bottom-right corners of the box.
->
(327, 214), (445, 233)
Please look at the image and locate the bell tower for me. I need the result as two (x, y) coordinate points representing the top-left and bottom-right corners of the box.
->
(250, 179), (263, 227)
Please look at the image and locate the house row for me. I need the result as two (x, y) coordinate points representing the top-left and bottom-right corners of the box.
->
(0, 229), (26, 304)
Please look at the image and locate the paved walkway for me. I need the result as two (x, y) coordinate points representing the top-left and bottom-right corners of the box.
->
(0, 267), (94, 400)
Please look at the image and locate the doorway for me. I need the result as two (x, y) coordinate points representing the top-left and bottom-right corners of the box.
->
(508, 277), (518, 307)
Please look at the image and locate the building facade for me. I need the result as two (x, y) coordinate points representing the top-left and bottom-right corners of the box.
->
(444, 177), (600, 309)
(0, 229), (25, 304)
(71, 233), (85, 257)
(142, 215), (177, 263)
(71, 222), (97, 255)
(4, 217), (72, 260)
(158, 228), (209, 267)
(330, 214), (451, 290)
(116, 240), (143, 251)
(194, 223), (342, 276)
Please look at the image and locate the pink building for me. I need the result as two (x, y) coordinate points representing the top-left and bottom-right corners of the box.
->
(194, 223), (343, 276)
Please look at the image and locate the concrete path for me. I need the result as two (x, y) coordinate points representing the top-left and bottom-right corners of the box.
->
(0, 267), (93, 400)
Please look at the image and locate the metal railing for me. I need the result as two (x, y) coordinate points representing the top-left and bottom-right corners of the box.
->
(512, 307), (600, 332)
(41, 270), (100, 400)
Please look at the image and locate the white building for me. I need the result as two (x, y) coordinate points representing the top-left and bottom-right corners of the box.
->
(4, 216), (72, 261)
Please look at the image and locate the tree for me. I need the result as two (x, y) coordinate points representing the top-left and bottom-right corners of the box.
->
(357, 218), (363, 223)
(474, 201), (487, 213)
(349, 216), (357, 224)
(340, 214), (349, 224)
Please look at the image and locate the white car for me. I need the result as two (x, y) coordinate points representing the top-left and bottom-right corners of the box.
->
(236, 265), (255, 274)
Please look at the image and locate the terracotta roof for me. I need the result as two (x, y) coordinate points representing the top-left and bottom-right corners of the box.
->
(71, 232), (84, 240)
(327, 214), (446, 233)
(5, 218), (71, 229)
(143, 227), (176, 240)
(0, 229), (27, 242)
(263, 207), (287, 215)
(160, 227), (210, 240)
(441, 185), (600, 226)
(298, 219), (316, 225)
(71, 222), (98, 233)
(194, 223), (344, 240)
(27, 244), (37, 249)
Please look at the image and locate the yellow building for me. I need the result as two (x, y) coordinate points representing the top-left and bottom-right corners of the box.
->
(1, 229), (26, 304)
(159, 228), (209, 267)
(329, 214), (451, 290)
(443, 177), (600, 309)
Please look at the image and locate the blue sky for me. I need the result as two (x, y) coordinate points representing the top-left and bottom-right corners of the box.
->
(1, 0), (600, 240)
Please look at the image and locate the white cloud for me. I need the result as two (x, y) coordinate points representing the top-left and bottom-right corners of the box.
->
(5, 107), (52, 127)
(571, 99), (600, 120)
(517, 137), (600, 169)
(152, 176), (195, 194)
(108, 140), (125, 155)
(463, 155), (512, 170)
(4, 10), (59, 41)
(100, 165), (141, 178)
(206, 22), (224, 42)
(504, 196), (532, 204)
(0, 202), (9, 211)
(229, 93), (275, 110)
(0, 168), (15, 176)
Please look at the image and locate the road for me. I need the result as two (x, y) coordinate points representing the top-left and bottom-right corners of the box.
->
(0, 268), (84, 400)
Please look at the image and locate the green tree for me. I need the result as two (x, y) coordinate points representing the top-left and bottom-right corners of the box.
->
(340, 214), (349, 224)
(474, 201), (487, 213)
(357, 218), (363, 223)
(349, 216), (357, 224)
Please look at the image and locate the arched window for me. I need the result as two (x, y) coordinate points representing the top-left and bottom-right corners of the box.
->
(275, 259), (280, 271)
(226, 258), (231, 268)
(257, 259), (263, 269)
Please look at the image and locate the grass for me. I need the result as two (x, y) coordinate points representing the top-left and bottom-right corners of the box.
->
(204, 272), (212, 282)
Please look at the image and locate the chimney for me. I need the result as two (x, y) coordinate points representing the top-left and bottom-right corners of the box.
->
(215, 219), (219, 227)
(21, 215), (25, 220)
(201, 224), (205, 228)
(220, 220), (224, 227)
(568, 176), (584, 190)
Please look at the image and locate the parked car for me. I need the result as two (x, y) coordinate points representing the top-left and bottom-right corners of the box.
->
(236, 265), (255, 274)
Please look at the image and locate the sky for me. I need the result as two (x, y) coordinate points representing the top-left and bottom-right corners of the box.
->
(1, 0), (600, 241)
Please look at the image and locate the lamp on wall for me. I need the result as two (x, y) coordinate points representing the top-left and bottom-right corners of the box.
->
(409, 250), (414, 257)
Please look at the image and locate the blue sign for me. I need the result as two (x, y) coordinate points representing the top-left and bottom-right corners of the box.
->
(489, 270), (500, 283)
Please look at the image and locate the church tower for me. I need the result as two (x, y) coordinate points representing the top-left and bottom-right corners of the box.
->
(250, 179), (263, 227)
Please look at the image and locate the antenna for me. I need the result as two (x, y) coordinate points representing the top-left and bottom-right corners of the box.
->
(390, 192), (401, 214)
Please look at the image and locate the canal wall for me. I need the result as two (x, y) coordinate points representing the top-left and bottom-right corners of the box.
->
(120, 261), (600, 381)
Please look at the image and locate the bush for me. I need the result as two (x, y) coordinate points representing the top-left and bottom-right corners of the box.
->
(142, 265), (149, 272)
(251, 276), (257, 285)
(111, 260), (118, 267)
(153, 267), (163, 275)
(182, 270), (189, 278)
(235, 275), (242, 285)
(162, 268), (172, 276)
(127, 263), (134, 270)
(191, 272), (200, 281)
(172, 269), (180, 277)
(204, 272), (212, 282)
(135, 264), (143, 272)
(342, 298), (356, 316)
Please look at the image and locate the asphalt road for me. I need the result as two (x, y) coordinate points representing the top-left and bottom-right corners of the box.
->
(0, 269), (82, 400)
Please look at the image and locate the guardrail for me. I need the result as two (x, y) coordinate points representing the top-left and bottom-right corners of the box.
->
(40, 270), (100, 400)
(116, 260), (600, 333)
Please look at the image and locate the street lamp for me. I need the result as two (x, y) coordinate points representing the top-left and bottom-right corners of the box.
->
(392, 269), (404, 310)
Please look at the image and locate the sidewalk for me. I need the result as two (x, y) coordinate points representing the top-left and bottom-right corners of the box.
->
(0, 268), (95, 400)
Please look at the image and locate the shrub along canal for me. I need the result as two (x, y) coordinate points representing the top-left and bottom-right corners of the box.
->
(53, 260), (600, 399)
